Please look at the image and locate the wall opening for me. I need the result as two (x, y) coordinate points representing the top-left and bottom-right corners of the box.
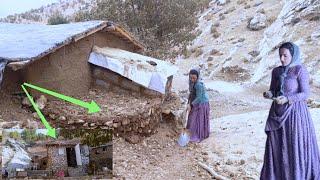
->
(66, 147), (77, 167)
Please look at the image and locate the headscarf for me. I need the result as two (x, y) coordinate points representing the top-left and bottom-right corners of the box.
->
(278, 42), (301, 96)
(188, 68), (200, 104)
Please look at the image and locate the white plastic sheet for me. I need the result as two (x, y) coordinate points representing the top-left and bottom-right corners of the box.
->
(88, 47), (178, 94)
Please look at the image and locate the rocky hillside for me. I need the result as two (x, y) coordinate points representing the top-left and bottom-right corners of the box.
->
(177, 0), (320, 88)
(0, 0), (95, 24)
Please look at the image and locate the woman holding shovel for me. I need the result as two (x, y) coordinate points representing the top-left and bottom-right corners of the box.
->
(261, 42), (320, 179)
(186, 69), (210, 143)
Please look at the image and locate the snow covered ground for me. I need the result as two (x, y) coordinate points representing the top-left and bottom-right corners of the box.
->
(205, 80), (245, 94)
(202, 108), (320, 179)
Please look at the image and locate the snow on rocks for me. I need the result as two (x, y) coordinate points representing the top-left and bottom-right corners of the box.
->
(247, 13), (267, 31)
(216, 0), (227, 6)
(311, 28), (320, 42)
(249, 0), (320, 83)
(311, 73), (320, 88)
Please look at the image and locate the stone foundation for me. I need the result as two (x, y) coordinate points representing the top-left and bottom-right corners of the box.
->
(42, 88), (163, 138)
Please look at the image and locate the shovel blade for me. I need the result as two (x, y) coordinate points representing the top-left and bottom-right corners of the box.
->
(178, 132), (190, 147)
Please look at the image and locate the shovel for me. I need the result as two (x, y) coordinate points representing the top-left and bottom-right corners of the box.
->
(177, 108), (190, 147)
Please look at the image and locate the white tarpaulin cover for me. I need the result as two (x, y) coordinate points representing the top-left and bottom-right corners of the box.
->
(88, 46), (178, 94)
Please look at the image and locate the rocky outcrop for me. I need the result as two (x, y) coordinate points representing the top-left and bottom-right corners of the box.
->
(251, 0), (320, 83)
(247, 13), (267, 31)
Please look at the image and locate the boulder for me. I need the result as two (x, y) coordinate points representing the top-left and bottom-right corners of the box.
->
(247, 13), (267, 31)
(36, 95), (47, 110)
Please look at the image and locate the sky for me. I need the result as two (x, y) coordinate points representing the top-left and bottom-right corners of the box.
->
(0, 0), (59, 18)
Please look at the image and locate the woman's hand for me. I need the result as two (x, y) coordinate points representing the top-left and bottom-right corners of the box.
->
(275, 96), (288, 105)
(263, 91), (273, 99)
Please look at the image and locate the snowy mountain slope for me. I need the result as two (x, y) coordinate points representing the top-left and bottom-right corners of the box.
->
(0, 0), (96, 24)
(177, 0), (320, 88)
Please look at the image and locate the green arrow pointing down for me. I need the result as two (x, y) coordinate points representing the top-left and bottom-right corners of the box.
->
(23, 83), (101, 114)
(21, 85), (56, 138)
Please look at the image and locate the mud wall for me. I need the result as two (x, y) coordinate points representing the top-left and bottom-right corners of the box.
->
(0, 67), (23, 94)
(92, 66), (165, 98)
(4, 31), (138, 98)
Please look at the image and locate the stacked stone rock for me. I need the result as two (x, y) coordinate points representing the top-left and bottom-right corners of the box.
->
(43, 89), (163, 137)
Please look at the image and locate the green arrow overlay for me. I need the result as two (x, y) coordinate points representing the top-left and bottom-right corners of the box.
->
(21, 85), (56, 138)
(23, 83), (101, 114)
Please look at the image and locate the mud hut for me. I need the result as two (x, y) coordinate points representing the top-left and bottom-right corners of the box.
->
(0, 21), (145, 95)
(0, 21), (179, 139)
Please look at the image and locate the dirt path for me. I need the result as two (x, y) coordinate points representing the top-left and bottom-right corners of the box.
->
(113, 122), (212, 180)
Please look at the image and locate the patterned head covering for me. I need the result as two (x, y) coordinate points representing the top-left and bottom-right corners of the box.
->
(189, 69), (200, 92)
(188, 68), (200, 104)
(278, 42), (301, 96)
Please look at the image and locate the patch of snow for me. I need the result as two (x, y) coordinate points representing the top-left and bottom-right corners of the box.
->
(0, 20), (105, 61)
(312, 73), (320, 88)
(205, 80), (245, 94)
(215, 0), (226, 6)
(210, 110), (269, 133)
(193, 8), (214, 50)
(311, 28), (320, 42)
(247, 13), (267, 31)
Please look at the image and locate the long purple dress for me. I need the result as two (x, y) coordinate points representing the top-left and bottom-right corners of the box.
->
(260, 65), (320, 180)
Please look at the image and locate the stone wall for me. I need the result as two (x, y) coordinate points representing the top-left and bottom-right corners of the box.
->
(46, 146), (68, 173)
(80, 145), (90, 173)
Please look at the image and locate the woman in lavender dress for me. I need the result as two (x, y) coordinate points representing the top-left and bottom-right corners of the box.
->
(187, 69), (210, 142)
(261, 42), (320, 179)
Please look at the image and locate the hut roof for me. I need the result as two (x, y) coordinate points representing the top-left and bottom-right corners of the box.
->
(0, 21), (144, 69)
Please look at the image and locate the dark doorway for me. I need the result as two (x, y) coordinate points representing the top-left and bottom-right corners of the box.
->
(66, 147), (77, 167)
